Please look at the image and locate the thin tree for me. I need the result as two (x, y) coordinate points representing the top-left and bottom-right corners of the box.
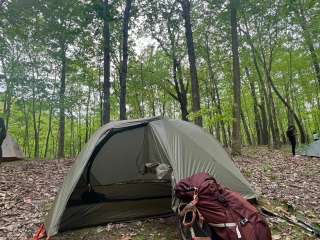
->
(179, 0), (202, 126)
(119, 0), (133, 120)
(102, 0), (111, 124)
(58, 39), (66, 158)
(230, 0), (241, 155)
(292, 1), (320, 87)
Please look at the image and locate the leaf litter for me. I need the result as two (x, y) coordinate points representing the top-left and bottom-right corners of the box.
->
(0, 147), (319, 239)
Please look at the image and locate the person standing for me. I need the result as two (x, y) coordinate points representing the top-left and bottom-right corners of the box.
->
(0, 117), (6, 159)
(286, 125), (296, 156)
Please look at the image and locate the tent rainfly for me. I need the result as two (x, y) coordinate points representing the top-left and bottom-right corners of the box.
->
(1, 134), (24, 161)
(44, 117), (255, 237)
(299, 140), (320, 157)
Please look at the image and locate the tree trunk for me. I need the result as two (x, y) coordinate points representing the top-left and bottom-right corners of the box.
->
(179, 0), (202, 126)
(51, 128), (56, 159)
(227, 121), (232, 148)
(241, 109), (253, 145)
(230, 0), (241, 155)
(171, 59), (189, 121)
(58, 41), (66, 158)
(30, 62), (41, 159)
(77, 105), (82, 153)
(204, 32), (228, 143)
(44, 103), (53, 158)
(249, 42), (274, 146)
(156, 18), (189, 121)
(139, 61), (145, 118)
(119, 0), (133, 120)
(32, 96), (40, 159)
(69, 108), (75, 157)
(242, 16), (272, 145)
(85, 86), (91, 143)
(267, 80), (281, 148)
(167, 19), (188, 121)
(4, 85), (12, 129)
(176, 61), (189, 121)
(295, 5), (320, 87)
(212, 72), (228, 147)
(245, 67), (262, 144)
(267, 73), (307, 143)
(287, 50), (294, 126)
(32, 100), (40, 159)
(0, 58), (12, 129)
(22, 99), (30, 157)
(151, 99), (156, 117)
(102, 0), (111, 124)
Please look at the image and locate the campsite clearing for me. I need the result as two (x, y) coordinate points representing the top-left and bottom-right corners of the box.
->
(0, 147), (319, 240)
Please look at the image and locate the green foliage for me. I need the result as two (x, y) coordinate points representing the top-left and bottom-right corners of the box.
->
(0, 0), (319, 158)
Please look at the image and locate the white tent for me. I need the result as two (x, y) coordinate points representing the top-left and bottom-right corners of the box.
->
(1, 135), (24, 160)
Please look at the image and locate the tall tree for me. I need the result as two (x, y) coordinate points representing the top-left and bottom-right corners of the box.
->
(58, 38), (67, 158)
(119, 0), (133, 120)
(102, 0), (111, 124)
(142, 0), (189, 121)
(230, 0), (241, 155)
(291, 0), (320, 88)
(35, 0), (90, 158)
(179, 0), (202, 126)
(245, 67), (263, 144)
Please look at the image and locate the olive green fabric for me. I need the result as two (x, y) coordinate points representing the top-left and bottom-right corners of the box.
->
(45, 117), (255, 237)
(60, 182), (172, 231)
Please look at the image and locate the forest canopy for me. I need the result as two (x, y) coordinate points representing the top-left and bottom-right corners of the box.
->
(0, 0), (319, 159)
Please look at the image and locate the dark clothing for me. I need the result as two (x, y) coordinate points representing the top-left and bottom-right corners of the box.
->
(286, 127), (296, 156)
(0, 118), (6, 158)
(289, 136), (296, 155)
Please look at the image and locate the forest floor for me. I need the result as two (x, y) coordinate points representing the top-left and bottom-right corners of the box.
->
(0, 146), (319, 240)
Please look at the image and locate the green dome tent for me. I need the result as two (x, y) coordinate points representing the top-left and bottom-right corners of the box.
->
(44, 117), (255, 237)
(299, 140), (320, 157)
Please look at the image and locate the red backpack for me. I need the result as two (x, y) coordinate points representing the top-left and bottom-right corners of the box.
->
(175, 173), (272, 240)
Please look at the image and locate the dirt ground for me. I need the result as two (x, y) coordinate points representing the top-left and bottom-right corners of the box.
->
(0, 147), (319, 240)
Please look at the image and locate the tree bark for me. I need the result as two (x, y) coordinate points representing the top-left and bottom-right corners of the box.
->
(287, 50), (294, 125)
(241, 109), (253, 145)
(102, 0), (111, 124)
(245, 67), (262, 144)
(242, 15), (272, 145)
(58, 40), (66, 158)
(259, 45), (282, 148)
(267, 73), (307, 143)
(159, 18), (189, 121)
(44, 103), (53, 158)
(267, 79), (281, 148)
(294, 5), (320, 87)
(177, 62), (189, 120)
(31, 76), (39, 159)
(230, 0), (241, 155)
(70, 109), (75, 156)
(204, 32), (227, 143)
(85, 86), (91, 143)
(119, 0), (133, 120)
(32, 96), (40, 159)
(179, 0), (202, 126)
(139, 61), (145, 118)
(22, 99), (30, 157)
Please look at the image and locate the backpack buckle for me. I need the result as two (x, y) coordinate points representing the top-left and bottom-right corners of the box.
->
(217, 195), (226, 203)
(240, 218), (248, 225)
